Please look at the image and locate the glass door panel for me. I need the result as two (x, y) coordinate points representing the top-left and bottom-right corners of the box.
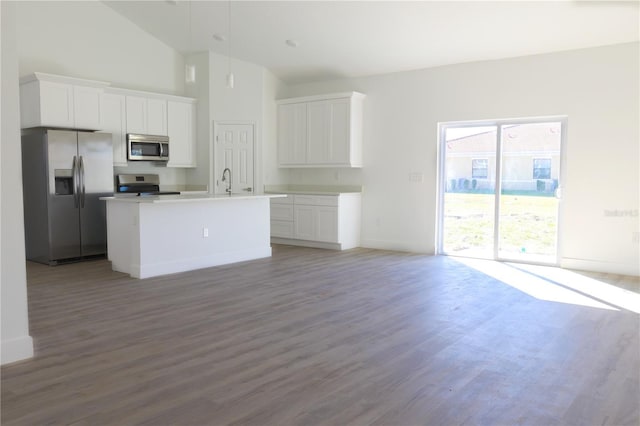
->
(498, 122), (562, 263)
(441, 125), (497, 259)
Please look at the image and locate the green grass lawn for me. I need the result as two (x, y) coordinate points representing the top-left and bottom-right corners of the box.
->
(443, 193), (558, 256)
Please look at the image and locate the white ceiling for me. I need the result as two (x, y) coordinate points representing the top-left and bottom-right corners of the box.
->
(104, 1), (640, 84)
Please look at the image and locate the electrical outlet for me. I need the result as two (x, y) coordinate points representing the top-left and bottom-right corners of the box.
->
(409, 172), (424, 183)
(203, 227), (209, 238)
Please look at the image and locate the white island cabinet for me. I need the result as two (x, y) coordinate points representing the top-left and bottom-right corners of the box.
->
(102, 194), (284, 279)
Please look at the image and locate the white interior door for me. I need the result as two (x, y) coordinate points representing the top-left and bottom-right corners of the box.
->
(214, 123), (255, 195)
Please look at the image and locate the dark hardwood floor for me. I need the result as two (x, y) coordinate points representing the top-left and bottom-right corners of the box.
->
(2, 245), (639, 425)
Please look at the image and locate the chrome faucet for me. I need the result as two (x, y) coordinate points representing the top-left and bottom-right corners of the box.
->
(221, 168), (232, 194)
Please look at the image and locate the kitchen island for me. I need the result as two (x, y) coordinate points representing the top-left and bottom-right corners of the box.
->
(101, 193), (285, 279)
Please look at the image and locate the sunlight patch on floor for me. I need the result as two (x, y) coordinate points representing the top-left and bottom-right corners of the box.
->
(453, 257), (623, 311)
(511, 263), (640, 314)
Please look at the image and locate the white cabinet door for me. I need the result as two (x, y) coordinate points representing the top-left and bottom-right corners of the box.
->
(126, 96), (167, 136)
(276, 92), (364, 168)
(278, 103), (307, 165)
(100, 93), (127, 166)
(39, 81), (75, 128)
(73, 85), (102, 130)
(167, 100), (195, 167)
(20, 74), (108, 131)
(307, 101), (328, 164)
(147, 98), (167, 136)
(327, 98), (350, 164)
(271, 220), (295, 238)
(316, 206), (339, 242)
(125, 96), (147, 134)
(294, 205), (315, 240)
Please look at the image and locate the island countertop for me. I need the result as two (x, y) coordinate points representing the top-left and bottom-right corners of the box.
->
(101, 193), (286, 204)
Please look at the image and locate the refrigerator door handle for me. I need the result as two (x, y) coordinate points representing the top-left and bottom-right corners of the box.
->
(72, 155), (79, 208)
(79, 155), (86, 208)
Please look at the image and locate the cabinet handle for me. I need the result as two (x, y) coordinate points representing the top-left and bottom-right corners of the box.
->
(243, 187), (252, 192)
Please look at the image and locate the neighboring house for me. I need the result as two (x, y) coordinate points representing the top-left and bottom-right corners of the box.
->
(445, 122), (561, 193)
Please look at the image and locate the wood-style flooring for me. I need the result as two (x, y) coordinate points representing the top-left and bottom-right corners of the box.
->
(2, 245), (639, 425)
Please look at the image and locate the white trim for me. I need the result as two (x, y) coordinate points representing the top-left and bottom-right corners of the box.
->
(20, 72), (110, 88)
(1, 335), (34, 365)
(361, 238), (431, 254)
(134, 247), (272, 279)
(276, 91), (365, 105)
(104, 86), (196, 103)
(561, 258), (640, 277)
(271, 238), (343, 250)
(494, 125), (503, 260)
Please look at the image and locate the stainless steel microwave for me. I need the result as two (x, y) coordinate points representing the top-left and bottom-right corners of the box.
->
(127, 134), (170, 161)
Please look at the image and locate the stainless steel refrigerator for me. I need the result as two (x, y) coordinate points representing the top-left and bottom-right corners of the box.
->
(21, 128), (113, 265)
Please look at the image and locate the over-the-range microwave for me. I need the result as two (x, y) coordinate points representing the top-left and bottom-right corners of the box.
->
(127, 133), (170, 162)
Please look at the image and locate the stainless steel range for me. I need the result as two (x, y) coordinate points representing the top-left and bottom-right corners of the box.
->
(116, 174), (180, 196)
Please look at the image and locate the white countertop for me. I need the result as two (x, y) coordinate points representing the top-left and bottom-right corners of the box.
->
(264, 184), (362, 196)
(101, 193), (286, 204)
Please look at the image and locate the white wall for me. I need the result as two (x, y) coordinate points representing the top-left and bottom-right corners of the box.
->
(185, 52), (213, 188)
(262, 68), (290, 187)
(184, 51), (289, 193)
(283, 43), (640, 276)
(15, 1), (189, 186)
(16, 1), (184, 94)
(187, 52), (275, 192)
(1, 1), (34, 365)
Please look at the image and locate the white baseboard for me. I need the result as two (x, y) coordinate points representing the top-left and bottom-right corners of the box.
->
(1, 335), (34, 365)
(271, 238), (342, 250)
(134, 246), (272, 279)
(360, 238), (434, 254)
(561, 258), (640, 277)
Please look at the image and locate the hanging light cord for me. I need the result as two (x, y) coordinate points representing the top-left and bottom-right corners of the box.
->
(227, 0), (231, 76)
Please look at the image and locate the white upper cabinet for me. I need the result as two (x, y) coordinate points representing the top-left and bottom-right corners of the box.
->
(277, 103), (307, 165)
(167, 99), (196, 168)
(125, 95), (167, 136)
(100, 91), (127, 166)
(20, 73), (109, 130)
(276, 92), (365, 168)
(73, 85), (102, 130)
(21, 73), (197, 168)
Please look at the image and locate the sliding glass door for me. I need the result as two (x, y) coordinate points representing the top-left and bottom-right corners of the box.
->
(438, 118), (565, 265)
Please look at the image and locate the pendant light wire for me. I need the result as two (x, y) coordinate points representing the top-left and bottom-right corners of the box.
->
(227, 0), (234, 88)
(185, 0), (195, 83)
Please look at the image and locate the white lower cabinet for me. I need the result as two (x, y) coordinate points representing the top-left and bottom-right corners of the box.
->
(270, 193), (360, 250)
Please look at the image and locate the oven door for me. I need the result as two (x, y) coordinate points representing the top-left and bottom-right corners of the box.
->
(128, 141), (169, 161)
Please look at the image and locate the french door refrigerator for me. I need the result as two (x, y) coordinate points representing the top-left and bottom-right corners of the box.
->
(21, 128), (113, 265)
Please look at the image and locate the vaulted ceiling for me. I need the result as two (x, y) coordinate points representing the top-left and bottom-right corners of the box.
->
(104, 1), (640, 84)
